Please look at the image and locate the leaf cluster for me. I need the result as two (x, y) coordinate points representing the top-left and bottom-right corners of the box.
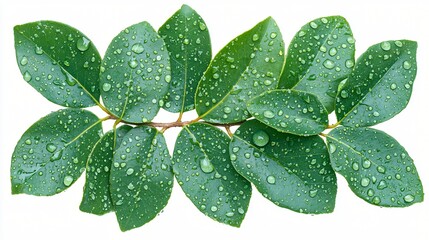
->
(11, 4), (423, 231)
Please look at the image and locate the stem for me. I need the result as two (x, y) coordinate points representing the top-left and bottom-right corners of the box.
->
(327, 122), (340, 129)
(225, 126), (233, 137)
(319, 132), (327, 138)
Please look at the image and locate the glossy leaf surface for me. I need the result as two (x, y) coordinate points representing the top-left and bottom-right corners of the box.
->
(14, 21), (101, 107)
(159, 4), (211, 113)
(247, 89), (328, 135)
(279, 16), (355, 113)
(11, 109), (102, 195)
(195, 17), (285, 123)
(100, 22), (171, 123)
(110, 126), (173, 231)
(230, 120), (337, 214)
(327, 127), (423, 207)
(172, 123), (251, 226)
(336, 40), (417, 127)
(80, 125), (132, 215)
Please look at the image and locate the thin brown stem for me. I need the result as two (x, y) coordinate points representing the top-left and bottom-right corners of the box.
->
(225, 126), (233, 137)
(327, 122), (340, 129)
(319, 132), (328, 138)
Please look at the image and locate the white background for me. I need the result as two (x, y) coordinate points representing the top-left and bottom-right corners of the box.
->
(1, 0), (428, 239)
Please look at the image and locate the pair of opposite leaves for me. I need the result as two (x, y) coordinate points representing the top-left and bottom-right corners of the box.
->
(12, 4), (422, 231)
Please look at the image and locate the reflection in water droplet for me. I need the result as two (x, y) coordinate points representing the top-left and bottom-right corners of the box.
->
(131, 43), (144, 54)
(200, 158), (214, 173)
(76, 37), (90, 51)
(252, 130), (269, 147)
(267, 175), (276, 184)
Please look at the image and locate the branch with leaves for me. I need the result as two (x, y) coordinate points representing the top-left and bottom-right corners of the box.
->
(11, 4), (423, 232)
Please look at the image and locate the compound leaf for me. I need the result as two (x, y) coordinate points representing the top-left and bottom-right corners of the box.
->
(172, 123), (251, 227)
(335, 40), (417, 127)
(279, 16), (355, 113)
(195, 17), (285, 123)
(100, 22), (171, 123)
(14, 21), (101, 108)
(247, 89), (328, 136)
(327, 127), (423, 207)
(110, 126), (173, 231)
(230, 120), (337, 214)
(11, 109), (102, 196)
(159, 4), (211, 113)
(79, 125), (132, 215)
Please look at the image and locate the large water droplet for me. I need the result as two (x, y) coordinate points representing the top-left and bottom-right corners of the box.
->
(131, 43), (144, 54)
(323, 59), (335, 69)
(200, 158), (214, 173)
(360, 178), (370, 187)
(102, 83), (112, 92)
(128, 60), (138, 69)
(63, 175), (74, 186)
(380, 41), (391, 51)
(309, 189), (318, 198)
(328, 143), (336, 153)
(252, 34), (259, 41)
(23, 71), (32, 82)
(199, 22), (207, 31)
(76, 37), (90, 51)
(50, 149), (63, 162)
(404, 194), (415, 203)
(46, 143), (57, 153)
(263, 110), (275, 119)
(266, 175), (276, 184)
(403, 61), (411, 70)
(20, 57), (28, 66)
(252, 130), (269, 147)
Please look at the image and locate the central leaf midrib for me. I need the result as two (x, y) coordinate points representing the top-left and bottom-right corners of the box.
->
(197, 20), (273, 120)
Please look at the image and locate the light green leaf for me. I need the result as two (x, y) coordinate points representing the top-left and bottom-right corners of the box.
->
(11, 109), (102, 196)
(327, 127), (423, 207)
(100, 22), (171, 123)
(172, 123), (251, 226)
(159, 4), (211, 113)
(14, 21), (101, 108)
(247, 89), (328, 136)
(230, 120), (337, 214)
(335, 40), (417, 127)
(110, 126), (173, 231)
(195, 17), (285, 123)
(79, 125), (132, 215)
(278, 16), (355, 113)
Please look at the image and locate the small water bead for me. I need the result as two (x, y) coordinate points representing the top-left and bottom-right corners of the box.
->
(360, 178), (370, 187)
(200, 158), (214, 173)
(362, 160), (371, 168)
(76, 37), (90, 52)
(226, 212), (235, 217)
(404, 194), (415, 203)
(309, 189), (318, 198)
(226, 57), (235, 63)
(165, 75), (171, 83)
(210, 206), (218, 212)
(380, 41), (391, 51)
(347, 36), (355, 44)
(35, 46), (43, 55)
(223, 107), (232, 114)
(390, 83), (397, 90)
(20, 57), (28, 66)
(127, 183), (135, 190)
(310, 21), (318, 29)
(373, 112), (380, 117)
(23, 71), (32, 82)
(63, 175), (74, 186)
(377, 180), (387, 190)
(352, 162), (359, 171)
(263, 110), (275, 119)
(345, 59), (354, 68)
(403, 61), (411, 70)
(213, 73), (220, 79)
(252, 34), (259, 41)
(270, 32), (277, 39)
(267, 175), (276, 184)
(131, 43), (144, 54)
(128, 60), (138, 69)
(252, 130), (269, 147)
(126, 168), (134, 175)
(376, 166), (386, 173)
(183, 38), (190, 45)
(294, 118), (303, 124)
(329, 47), (337, 56)
(25, 139), (32, 145)
(372, 196), (381, 205)
(50, 150), (63, 162)
(394, 41), (403, 47)
(46, 143), (57, 153)
(323, 59), (335, 69)
(102, 83), (112, 92)
(199, 22), (207, 31)
(328, 143), (336, 153)
(263, 79), (272, 86)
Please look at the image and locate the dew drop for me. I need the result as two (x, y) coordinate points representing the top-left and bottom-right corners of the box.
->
(25, 139), (32, 145)
(309, 189), (318, 198)
(102, 83), (112, 92)
(329, 47), (337, 56)
(252, 34), (259, 41)
(252, 130), (269, 147)
(50, 149), (63, 162)
(380, 41), (391, 51)
(126, 168), (134, 175)
(310, 21), (318, 29)
(323, 59), (335, 69)
(372, 196), (381, 205)
(226, 212), (234, 217)
(223, 107), (232, 114)
(362, 160), (371, 168)
(404, 194), (415, 203)
(328, 143), (336, 153)
(199, 22), (207, 31)
(63, 175), (74, 186)
(403, 61), (411, 70)
(23, 71), (32, 82)
(200, 158), (214, 173)
(263, 110), (275, 119)
(76, 37), (90, 52)
(46, 143), (57, 153)
(345, 59), (354, 68)
(20, 57), (28, 66)
(267, 175), (276, 184)
(294, 118), (303, 124)
(131, 43), (144, 54)
(35, 46), (43, 55)
(373, 111), (380, 117)
(390, 83), (397, 90)
(270, 32), (277, 39)
(128, 60), (138, 69)
(210, 206), (218, 212)
(361, 178), (370, 187)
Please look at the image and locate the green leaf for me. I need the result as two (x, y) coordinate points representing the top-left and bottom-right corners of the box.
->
(100, 22), (171, 123)
(327, 127), (423, 207)
(335, 40), (417, 127)
(172, 123), (251, 226)
(278, 16), (355, 113)
(79, 125), (132, 215)
(195, 17), (285, 123)
(159, 4), (212, 113)
(110, 126), (173, 231)
(247, 89), (328, 136)
(230, 120), (337, 214)
(11, 109), (102, 196)
(14, 21), (101, 108)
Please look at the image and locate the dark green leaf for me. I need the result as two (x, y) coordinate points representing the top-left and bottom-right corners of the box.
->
(100, 22), (171, 123)
(230, 120), (337, 214)
(172, 123), (251, 226)
(247, 89), (328, 136)
(278, 16), (355, 113)
(195, 17), (285, 123)
(159, 4), (211, 113)
(327, 127), (423, 207)
(110, 126), (173, 231)
(79, 125), (132, 215)
(11, 109), (102, 196)
(14, 21), (101, 108)
(335, 40), (417, 127)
